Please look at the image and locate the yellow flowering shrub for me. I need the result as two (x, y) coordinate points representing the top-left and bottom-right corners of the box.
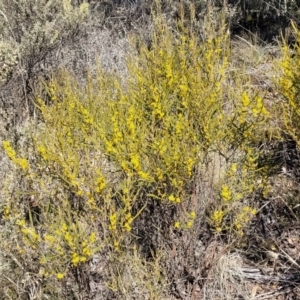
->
(95, 15), (230, 205)
(14, 203), (99, 277)
(209, 89), (269, 233)
(1, 10), (272, 297)
(276, 21), (300, 145)
(209, 61), (270, 235)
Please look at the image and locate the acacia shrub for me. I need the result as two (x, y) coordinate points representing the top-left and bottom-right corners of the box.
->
(277, 21), (300, 145)
(1, 12), (271, 298)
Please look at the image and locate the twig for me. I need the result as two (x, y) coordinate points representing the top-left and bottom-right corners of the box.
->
(252, 286), (292, 299)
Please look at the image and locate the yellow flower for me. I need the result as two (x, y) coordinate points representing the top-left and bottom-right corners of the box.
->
(44, 234), (55, 244)
(235, 223), (242, 230)
(175, 197), (181, 203)
(16, 219), (26, 226)
(186, 221), (193, 228)
(168, 195), (175, 202)
(21, 228), (29, 235)
(89, 232), (96, 243)
(189, 211), (196, 219)
(179, 84), (188, 93)
(230, 163), (237, 173)
(220, 185), (232, 202)
(57, 273), (65, 280)
(174, 221), (180, 229)
(64, 232), (73, 245)
(95, 176), (106, 192)
(131, 153), (140, 170)
(62, 223), (68, 232)
(3, 141), (29, 170)
(114, 241), (120, 251)
(3, 141), (16, 159)
(124, 222), (132, 232)
(82, 247), (91, 257)
(72, 252), (80, 266)
(216, 227), (222, 233)
(17, 158), (29, 170)
(212, 209), (225, 227)
(138, 171), (151, 180)
(80, 256), (87, 262)
(241, 92), (250, 107)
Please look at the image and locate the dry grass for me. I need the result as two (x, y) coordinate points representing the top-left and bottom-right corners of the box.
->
(201, 252), (252, 300)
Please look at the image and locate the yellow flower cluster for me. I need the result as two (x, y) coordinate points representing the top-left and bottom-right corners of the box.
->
(43, 220), (98, 269)
(3, 141), (29, 170)
(174, 211), (197, 230)
(186, 211), (197, 229)
(109, 213), (117, 232)
(211, 210), (225, 232)
(234, 206), (257, 235)
(220, 185), (232, 202)
(168, 194), (181, 203)
(16, 219), (41, 248)
(95, 175), (106, 193)
(123, 213), (133, 232)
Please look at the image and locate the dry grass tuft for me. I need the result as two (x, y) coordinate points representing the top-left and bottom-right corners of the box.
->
(202, 252), (252, 300)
